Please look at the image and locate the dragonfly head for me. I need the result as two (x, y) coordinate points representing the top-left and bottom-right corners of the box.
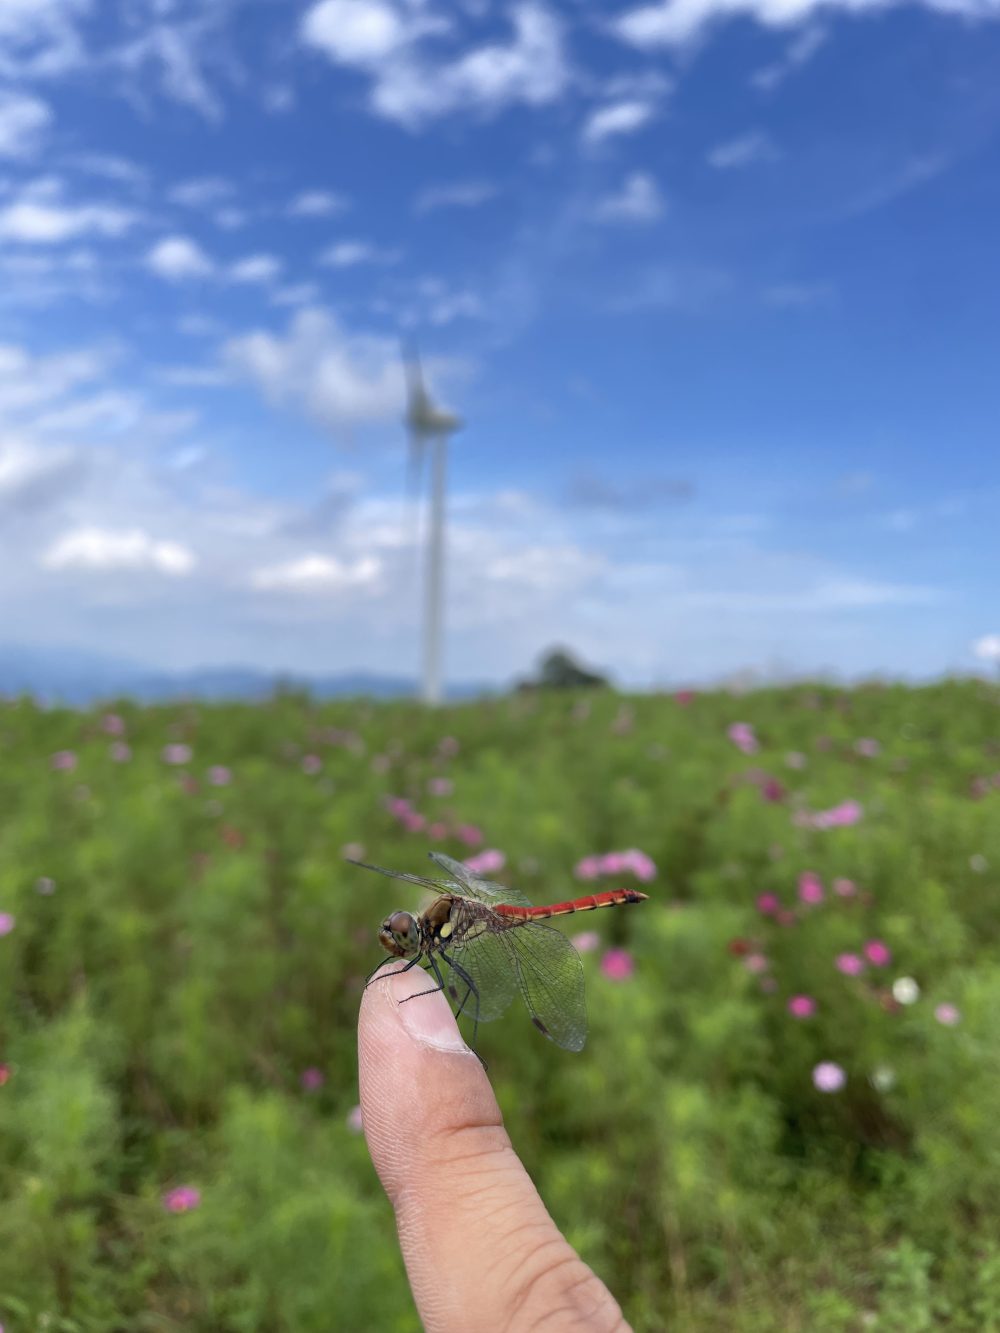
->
(379, 910), (421, 959)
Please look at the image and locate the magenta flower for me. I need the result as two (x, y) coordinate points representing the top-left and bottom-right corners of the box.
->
(300, 1067), (325, 1092)
(601, 851), (628, 875)
(674, 689), (696, 706)
(744, 953), (770, 974)
(575, 855), (602, 881)
(162, 744), (192, 765)
(455, 824), (484, 847)
(207, 765), (231, 787)
(102, 713), (126, 736)
(812, 1061), (846, 1093)
(600, 948), (635, 981)
(50, 750), (77, 771)
(934, 1003), (961, 1026)
(622, 849), (656, 882)
(386, 797), (412, 818)
(797, 799), (864, 830)
(163, 1186), (201, 1213)
(464, 849), (506, 876)
(836, 952), (865, 976)
(798, 871), (824, 905)
(727, 722), (759, 754)
(833, 877), (857, 898)
(0, 913), (15, 937)
(401, 810), (426, 833)
(346, 1104), (364, 1132)
(428, 777), (453, 797)
(109, 742), (131, 762)
(760, 777), (785, 803)
(428, 821), (448, 840)
(864, 939), (891, 967)
(301, 754), (322, 775)
(0, 1061), (10, 1085)
(788, 995), (816, 1019)
(854, 737), (881, 757)
(571, 930), (601, 954)
(756, 892), (780, 915)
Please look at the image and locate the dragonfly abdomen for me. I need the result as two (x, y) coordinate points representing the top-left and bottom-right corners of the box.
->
(496, 888), (648, 921)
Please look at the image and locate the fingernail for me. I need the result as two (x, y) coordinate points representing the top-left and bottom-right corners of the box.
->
(388, 968), (469, 1053)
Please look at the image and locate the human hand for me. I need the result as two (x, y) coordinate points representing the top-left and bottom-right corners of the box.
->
(359, 965), (632, 1332)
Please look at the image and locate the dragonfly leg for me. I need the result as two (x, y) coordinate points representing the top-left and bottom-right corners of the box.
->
(396, 957), (446, 1004)
(364, 955), (422, 989)
(440, 951), (481, 1056)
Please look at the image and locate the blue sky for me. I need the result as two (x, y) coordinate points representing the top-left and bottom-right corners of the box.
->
(1, 0), (998, 687)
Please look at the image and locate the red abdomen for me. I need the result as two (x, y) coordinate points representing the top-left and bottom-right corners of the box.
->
(495, 888), (648, 921)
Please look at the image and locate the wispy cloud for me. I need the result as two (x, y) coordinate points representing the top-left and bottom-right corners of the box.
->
(319, 240), (399, 267)
(0, 179), (137, 244)
(301, 1), (570, 129)
(707, 130), (778, 168)
(146, 236), (215, 281)
(43, 526), (197, 575)
(0, 91), (53, 158)
(582, 99), (656, 146)
(288, 190), (349, 218)
(593, 171), (665, 223)
(752, 27), (827, 90)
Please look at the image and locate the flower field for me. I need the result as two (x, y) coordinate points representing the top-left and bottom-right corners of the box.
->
(2, 682), (1000, 1331)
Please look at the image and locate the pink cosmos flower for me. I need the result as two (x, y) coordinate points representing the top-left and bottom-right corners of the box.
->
(455, 824), (484, 847)
(386, 797), (411, 818)
(575, 856), (602, 881)
(622, 849), (657, 882)
(464, 849), (506, 876)
(301, 754), (322, 775)
(346, 1104), (364, 1132)
(110, 742), (131, 762)
(744, 953), (770, 974)
(102, 713), (126, 736)
(813, 1061), (846, 1093)
(0, 1062), (10, 1086)
(788, 995), (816, 1018)
(600, 948), (635, 981)
(207, 766), (231, 787)
(728, 722), (759, 755)
(428, 777), (453, 797)
(756, 893), (780, 915)
(760, 777), (786, 803)
(401, 811), (426, 833)
(571, 930), (601, 954)
(163, 1186), (201, 1213)
(162, 744), (192, 766)
(428, 821), (448, 840)
(300, 1067), (324, 1091)
(836, 953), (865, 976)
(854, 737), (881, 758)
(674, 689), (697, 706)
(51, 750), (77, 771)
(601, 851), (628, 876)
(934, 1003), (961, 1026)
(798, 872), (824, 905)
(864, 939), (891, 967)
(833, 877), (857, 898)
(0, 913), (15, 936)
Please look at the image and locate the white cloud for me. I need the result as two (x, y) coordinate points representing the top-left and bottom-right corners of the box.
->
(43, 527), (196, 576)
(973, 634), (1000, 664)
(229, 254), (283, 284)
(169, 176), (233, 208)
(288, 190), (349, 218)
(0, 91), (53, 158)
(752, 26), (826, 89)
(414, 180), (497, 213)
(594, 171), (665, 223)
(146, 236), (215, 280)
(0, 437), (87, 512)
(251, 553), (382, 592)
(112, 21), (223, 122)
(0, 0), (86, 78)
(302, 1), (569, 129)
(707, 130), (778, 168)
(319, 240), (398, 267)
(615, 0), (1000, 49)
(223, 307), (405, 428)
(0, 191), (137, 244)
(582, 100), (655, 145)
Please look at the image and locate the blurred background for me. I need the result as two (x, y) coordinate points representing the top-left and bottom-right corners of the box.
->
(1, 1), (1000, 1330)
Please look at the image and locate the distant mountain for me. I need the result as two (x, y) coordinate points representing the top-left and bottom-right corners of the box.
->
(0, 644), (490, 706)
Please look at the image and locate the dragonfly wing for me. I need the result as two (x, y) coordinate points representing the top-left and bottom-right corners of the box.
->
(346, 858), (446, 892)
(442, 926), (520, 1022)
(507, 922), (587, 1052)
(427, 851), (532, 907)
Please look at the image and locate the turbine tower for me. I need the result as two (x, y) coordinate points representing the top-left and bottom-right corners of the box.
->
(403, 345), (462, 706)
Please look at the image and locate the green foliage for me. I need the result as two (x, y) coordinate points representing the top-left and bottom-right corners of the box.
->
(1, 681), (999, 1329)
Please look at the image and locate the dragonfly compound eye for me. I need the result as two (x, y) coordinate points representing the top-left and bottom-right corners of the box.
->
(380, 910), (419, 956)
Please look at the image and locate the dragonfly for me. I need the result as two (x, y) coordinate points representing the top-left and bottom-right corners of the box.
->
(350, 851), (648, 1055)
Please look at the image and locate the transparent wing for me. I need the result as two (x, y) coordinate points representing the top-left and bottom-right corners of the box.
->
(442, 924), (520, 1023)
(446, 908), (587, 1051)
(346, 858), (447, 893)
(427, 851), (532, 907)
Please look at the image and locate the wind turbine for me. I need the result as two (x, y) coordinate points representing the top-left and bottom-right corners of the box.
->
(403, 344), (463, 706)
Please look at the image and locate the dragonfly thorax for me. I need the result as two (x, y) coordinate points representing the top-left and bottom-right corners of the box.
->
(379, 910), (422, 959)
